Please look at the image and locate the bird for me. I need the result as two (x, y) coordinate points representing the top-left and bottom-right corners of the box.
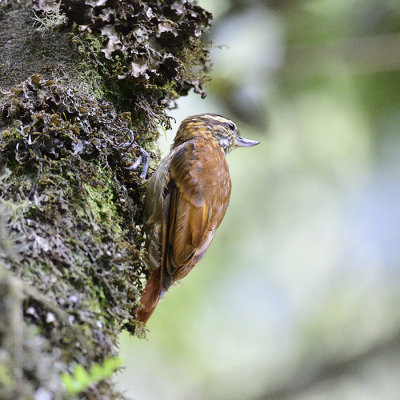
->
(135, 113), (259, 324)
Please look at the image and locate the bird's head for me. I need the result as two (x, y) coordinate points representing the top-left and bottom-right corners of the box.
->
(174, 113), (260, 154)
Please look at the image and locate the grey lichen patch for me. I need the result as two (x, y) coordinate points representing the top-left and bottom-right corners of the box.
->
(0, 4), (81, 92)
(0, 74), (147, 399)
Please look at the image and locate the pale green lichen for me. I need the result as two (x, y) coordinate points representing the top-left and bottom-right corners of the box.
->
(32, 2), (68, 36)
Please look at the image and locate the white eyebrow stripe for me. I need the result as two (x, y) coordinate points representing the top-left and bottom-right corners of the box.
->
(203, 114), (233, 125)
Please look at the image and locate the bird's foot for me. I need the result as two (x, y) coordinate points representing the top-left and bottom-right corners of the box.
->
(120, 130), (150, 180)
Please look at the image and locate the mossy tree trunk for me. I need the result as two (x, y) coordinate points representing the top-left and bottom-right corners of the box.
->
(0, 1), (212, 399)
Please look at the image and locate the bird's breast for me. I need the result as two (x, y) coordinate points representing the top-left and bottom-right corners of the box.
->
(171, 138), (231, 209)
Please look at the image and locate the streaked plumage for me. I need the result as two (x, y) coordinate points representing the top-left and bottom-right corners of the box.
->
(135, 114), (259, 324)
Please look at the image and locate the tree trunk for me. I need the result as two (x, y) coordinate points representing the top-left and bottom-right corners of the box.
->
(0, 1), (212, 399)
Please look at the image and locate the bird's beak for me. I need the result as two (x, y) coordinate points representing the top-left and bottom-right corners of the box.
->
(235, 136), (260, 147)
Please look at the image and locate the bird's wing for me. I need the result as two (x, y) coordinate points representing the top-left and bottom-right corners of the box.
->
(161, 139), (231, 289)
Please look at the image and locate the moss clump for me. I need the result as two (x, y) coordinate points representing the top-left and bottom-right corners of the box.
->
(83, 182), (124, 238)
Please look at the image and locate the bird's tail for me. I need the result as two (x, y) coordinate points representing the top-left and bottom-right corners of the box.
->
(135, 267), (162, 324)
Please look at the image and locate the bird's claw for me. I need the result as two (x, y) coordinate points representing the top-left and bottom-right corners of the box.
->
(125, 155), (143, 171)
(124, 147), (150, 179)
(120, 130), (150, 180)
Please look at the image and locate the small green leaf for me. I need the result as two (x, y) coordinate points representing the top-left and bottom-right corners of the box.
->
(61, 357), (122, 396)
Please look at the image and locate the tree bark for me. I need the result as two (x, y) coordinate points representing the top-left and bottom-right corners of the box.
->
(0, 1), (212, 399)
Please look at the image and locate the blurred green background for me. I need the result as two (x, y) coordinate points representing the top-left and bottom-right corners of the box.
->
(117, 1), (400, 399)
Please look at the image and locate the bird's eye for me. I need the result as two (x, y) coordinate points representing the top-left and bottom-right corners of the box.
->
(227, 122), (236, 131)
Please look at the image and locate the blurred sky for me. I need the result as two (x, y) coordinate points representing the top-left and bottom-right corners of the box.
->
(117, 1), (400, 399)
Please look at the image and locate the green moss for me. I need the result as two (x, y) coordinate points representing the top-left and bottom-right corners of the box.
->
(73, 30), (107, 99)
(0, 365), (13, 388)
(84, 182), (123, 237)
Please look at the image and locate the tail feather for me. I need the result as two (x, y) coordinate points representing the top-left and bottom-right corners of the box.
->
(135, 267), (162, 324)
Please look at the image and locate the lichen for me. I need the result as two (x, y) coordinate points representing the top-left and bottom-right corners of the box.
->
(32, 0), (213, 133)
(32, 2), (68, 36)
(0, 74), (146, 399)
